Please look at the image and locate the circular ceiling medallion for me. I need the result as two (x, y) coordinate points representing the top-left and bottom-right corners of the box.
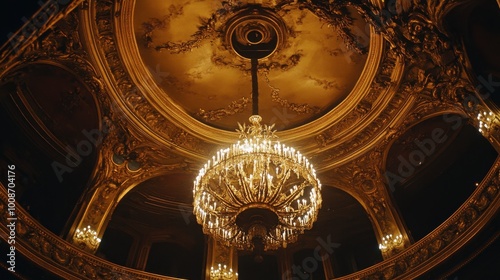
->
(225, 7), (286, 59)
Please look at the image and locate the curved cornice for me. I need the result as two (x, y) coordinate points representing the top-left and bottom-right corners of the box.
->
(0, 184), (183, 280)
(1, 156), (498, 279)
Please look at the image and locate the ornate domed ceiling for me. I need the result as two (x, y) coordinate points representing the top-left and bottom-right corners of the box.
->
(0, 0), (499, 279)
(134, 0), (369, 130)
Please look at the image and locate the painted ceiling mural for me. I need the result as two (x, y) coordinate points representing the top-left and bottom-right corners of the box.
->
(134, 0), (369, 130)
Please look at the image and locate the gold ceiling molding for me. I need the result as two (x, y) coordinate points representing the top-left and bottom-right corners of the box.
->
(0, 11), (103, 113)
(91, 0), (487, 177)
(0, 7), (191, 254)
(0, 7), (190, 171)
(77, 0), (487, 228)
(105, 0), (452, 175)
(0, 0), (497, 278)
(70, 163), (189, 253)
(1, 155), (498, 279)
(310, 47), (408, 170)
(312, 0), (491, 171)
(0, 0), (84, 69)
(0, 2), (203, 251)
(83, 0), (390, 162)
(88, 0), (210, 160)
(378, 160), (499, 279)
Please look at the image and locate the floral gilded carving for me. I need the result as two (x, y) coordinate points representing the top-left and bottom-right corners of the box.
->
(94, 0), (208, 155)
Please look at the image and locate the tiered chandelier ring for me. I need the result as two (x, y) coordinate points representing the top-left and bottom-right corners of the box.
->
(193, 115), (321, 251)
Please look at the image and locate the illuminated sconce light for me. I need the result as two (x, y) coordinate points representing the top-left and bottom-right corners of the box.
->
(210, 263), (238, 280)
(74, 225), (101, 250)
(379, 234), (403, 252)
(477, 111), (494, 135)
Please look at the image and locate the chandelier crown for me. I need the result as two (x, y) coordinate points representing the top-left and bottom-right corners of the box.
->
(237, 115), (276, 140)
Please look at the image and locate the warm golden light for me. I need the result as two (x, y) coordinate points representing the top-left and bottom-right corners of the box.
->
(74, 225), (101, 249)
(193, 115), (322, 252)
(210, 263), (238, 280)
(379, 234), (403, 252)
(478, 111), (494, 134)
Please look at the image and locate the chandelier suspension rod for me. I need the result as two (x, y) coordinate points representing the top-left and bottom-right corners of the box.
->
(251, 57), (259, 115)
(193, 34), (322, 254)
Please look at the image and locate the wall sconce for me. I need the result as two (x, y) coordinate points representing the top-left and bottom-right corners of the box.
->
(210, 263), (238, 280)
(74, 225), (101, 250)
(379, 234), (403, 252)
(478, 111), (495, 135)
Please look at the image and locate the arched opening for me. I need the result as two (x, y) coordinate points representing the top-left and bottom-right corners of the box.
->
(96, 227), (134, 266)
(277, 186), (382, 278)
(238, 253), (280, 280)
(0, 63), (100, 234)
(98, 173), (205, 279)
(447, 0), (500, 105)
(145, 241), (201, 278)
(385, 115), (497, 241)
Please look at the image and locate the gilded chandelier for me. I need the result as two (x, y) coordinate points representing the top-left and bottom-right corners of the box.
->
(193, 116), (322, 252)
(193, 5), (322, 258)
